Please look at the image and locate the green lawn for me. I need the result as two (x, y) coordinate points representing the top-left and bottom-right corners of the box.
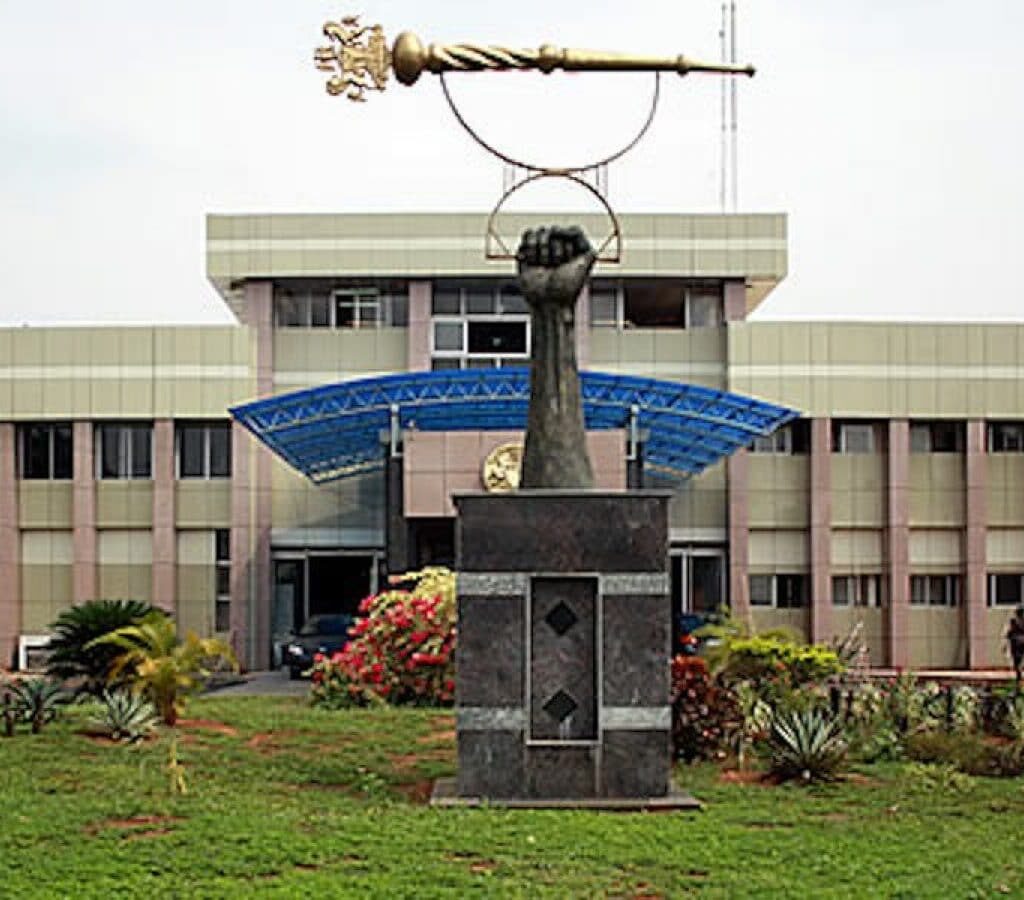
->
(2, 696), (1023, 898)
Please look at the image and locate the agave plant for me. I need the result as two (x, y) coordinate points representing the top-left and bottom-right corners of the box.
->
(46, 599), (164, 696)
(768, 707), (847, 782)
(88, 612), (238, 725)
(89, 690), (159, 743)
(9, 678), (69, 734)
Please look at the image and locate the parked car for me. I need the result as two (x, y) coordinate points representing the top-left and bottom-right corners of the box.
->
(283, 614), (354, 679)
(674, 611), (723, 657)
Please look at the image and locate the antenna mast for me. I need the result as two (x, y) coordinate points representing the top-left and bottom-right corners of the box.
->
(719, 1), (740, 211)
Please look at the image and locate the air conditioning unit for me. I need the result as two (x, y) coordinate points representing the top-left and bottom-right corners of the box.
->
(18, 635), (52, 672)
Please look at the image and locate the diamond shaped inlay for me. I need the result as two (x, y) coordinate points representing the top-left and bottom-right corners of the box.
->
(543, 689), (578, 723)
(545, 601), (577, 636)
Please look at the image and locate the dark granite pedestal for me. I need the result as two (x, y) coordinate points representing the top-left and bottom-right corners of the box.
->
(449, 491), (673, 801)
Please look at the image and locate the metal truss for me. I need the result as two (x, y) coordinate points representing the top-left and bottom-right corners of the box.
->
(231, 368), (799, 484)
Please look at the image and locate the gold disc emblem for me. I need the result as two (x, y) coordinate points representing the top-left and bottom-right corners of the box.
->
(482, 442), (524, 492)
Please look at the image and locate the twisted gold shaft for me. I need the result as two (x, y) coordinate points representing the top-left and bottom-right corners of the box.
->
(314, 18), (755, 101)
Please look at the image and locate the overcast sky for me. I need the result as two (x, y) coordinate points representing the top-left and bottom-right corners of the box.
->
(1, 1), (1021, 325)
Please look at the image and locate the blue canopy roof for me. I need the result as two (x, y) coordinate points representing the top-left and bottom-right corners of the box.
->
(230, 369), (798, 484)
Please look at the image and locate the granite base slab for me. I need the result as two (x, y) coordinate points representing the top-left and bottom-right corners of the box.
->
(430, 777), (701, 811)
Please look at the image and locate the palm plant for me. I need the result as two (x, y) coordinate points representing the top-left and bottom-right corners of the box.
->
(768, 707), (847, 782)
(88, 612), (238, 725)
(89, 690), (159, 742)
(46, 599), (164, 695)
(9, 678), (69, 734)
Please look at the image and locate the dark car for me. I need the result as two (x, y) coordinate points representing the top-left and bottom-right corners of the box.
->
(283, 613), (354, 679)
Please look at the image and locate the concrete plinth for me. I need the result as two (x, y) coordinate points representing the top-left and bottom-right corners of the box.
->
(453, 491), (672, 800)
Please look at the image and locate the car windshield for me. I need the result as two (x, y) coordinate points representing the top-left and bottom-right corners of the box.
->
(297, 615), (351, 636)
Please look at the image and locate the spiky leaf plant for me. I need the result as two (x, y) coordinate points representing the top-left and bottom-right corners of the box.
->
(10, 678), (69, 734)
(90, 690), (159, 743)
(768, 707), (847, 782)
(88, 612), (238, 725)
(46, 599), (164, 695)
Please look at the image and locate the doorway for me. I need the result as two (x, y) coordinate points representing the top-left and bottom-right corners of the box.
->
(271, 551), (380, 665)
(670, 546), (727, 616)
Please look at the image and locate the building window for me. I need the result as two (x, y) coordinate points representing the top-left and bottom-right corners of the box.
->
(96, 423), (152, 479)
(590, 280), (723, 329)
(751, 421), (810, 455)
(832, 422), (878, 454)
(177, 422), (231, 479)
(18, 423), (72, 479)
(215, 529), (231, 632)
(988, 573), (1024, 607)
(334, 288), (380, 329)
(430, 281), (530, 370)
(832, 574), (884, 607)
(988, 422), (1024, 453)
(274, 283), (407, 328)
(910, 574), (962, 607)
(749, 573), (807, 608)
(910, 421), (964, 453)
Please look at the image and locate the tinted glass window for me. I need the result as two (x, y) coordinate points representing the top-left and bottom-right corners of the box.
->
(100, 427), (122, 478)
(23, 425), (51, 479)
(467, 321), (527, 355)
(53, 424), (72, 478)
(179, 426), (205, 478)
(209, 425), (231, 477)
(130, 426), (151, 478)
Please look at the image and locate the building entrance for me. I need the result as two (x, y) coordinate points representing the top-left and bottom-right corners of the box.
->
(271, 551), (379, 665)
(670, 546), (726, 651)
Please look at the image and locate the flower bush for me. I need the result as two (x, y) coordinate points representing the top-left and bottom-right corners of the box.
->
(670, 655), (740, 762)
(309, 568), (456, 708)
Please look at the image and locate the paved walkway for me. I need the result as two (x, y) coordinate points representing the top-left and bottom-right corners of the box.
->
(211, 669), (310, 697)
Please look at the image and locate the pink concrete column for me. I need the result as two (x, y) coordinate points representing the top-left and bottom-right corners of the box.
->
(407, 281), (432, 372)
(887, 420), (910, 668)
(575, 284), (591, 369)
(151, 419), (176, 614)
(72, 420), (97, 603)
(229, 419), (251, 664)
(233, 280), (274, 670)
(0, 424), (21, 668)
(965, 419), (988, 669)
(727, 448), (750, 620)
(809, 418), (832, 643)
(723, 281), (747, 323)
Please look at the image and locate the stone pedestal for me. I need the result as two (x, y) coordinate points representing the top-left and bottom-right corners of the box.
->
(453, 491), (671, 800)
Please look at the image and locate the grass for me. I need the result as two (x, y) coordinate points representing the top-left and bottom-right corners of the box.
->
(3, 696), (1024, 898)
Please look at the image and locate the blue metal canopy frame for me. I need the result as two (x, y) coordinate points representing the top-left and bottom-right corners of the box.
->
(230, 369), (798, 484)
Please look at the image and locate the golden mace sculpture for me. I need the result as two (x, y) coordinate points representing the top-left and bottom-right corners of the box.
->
(314, 16), (754, 101)
(314, 16), (755, 261)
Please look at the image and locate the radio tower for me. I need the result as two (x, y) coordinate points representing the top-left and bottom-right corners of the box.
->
(719, 1), (740, 211)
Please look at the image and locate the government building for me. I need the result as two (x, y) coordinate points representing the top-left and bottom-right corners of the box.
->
(1, 211), (1020, 672)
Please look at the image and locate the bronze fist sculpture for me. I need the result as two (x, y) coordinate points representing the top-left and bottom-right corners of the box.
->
(516, 227), (596, 490)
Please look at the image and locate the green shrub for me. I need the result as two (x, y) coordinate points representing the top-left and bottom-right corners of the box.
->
(727, 636), (844, 686)
(905, 729), (1024, 778)
(47, 599), (165, 695)
(904, 761), (975, 794)
(9, 678), (69, 734)
(89, 690), (159, 743)
(767, 707), (847, 782)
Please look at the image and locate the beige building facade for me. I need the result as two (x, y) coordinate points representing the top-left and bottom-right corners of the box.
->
(0, 212), (1020, 671)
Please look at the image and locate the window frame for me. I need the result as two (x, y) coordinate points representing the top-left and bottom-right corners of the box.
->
(176, 422), (232, 480)
(832, 574), (885, 608)
(95, 423), (152, 480)
(748, 573), (808, 609)
(988, 422), (1024, 453)
(910, 573), (962, 607)
(832, 422), (878, 454)
(430, 282), (531, 370)
(988, 573), (1024, 607)
(18, 422), (73, 480)
(215, 528), (231, 632)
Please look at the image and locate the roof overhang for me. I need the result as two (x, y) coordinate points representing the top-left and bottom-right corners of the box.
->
(231, 369), (799, 484)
